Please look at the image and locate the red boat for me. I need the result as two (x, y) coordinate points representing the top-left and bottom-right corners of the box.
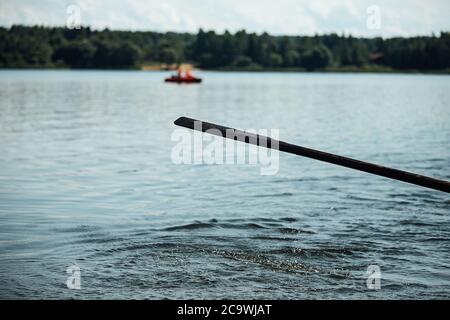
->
(165, 76), (202, 84)
(165, 66), (202, 84)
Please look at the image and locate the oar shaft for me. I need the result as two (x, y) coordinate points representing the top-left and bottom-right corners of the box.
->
(174, 117), (450, 194)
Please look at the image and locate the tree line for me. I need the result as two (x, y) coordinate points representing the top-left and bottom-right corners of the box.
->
(0, 25), (449, 71)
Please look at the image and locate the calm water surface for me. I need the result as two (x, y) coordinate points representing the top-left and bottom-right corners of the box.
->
(0, 70), (449, 299)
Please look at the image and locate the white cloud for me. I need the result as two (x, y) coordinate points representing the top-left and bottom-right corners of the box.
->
(307, 0), (359, 20)
(0, 0), (449, 37)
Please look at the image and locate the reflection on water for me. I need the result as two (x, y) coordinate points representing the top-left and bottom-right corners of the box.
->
(0, 70), (449, 299)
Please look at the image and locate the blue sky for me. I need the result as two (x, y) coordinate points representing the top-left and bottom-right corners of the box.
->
(0, 0), (449, 37)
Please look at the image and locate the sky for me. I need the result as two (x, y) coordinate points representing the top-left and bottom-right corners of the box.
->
(0, 0), (449, 37)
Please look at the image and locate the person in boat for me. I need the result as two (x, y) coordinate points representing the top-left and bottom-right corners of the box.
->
(175, 66), (195, 80)
(185, 67), (194, 80)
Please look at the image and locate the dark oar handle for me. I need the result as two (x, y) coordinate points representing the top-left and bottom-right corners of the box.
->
(174, 117), (450, 194)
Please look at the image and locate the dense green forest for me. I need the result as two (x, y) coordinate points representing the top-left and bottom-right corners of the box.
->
(1, 25), (449, 72)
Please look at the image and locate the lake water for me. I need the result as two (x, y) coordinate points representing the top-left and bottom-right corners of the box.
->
(0, 70), (449, 299)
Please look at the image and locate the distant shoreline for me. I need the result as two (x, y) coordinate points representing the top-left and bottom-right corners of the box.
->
(205, 66), (450, 74)
(1, 65), (449, 75)
(2, 26), (450, 74)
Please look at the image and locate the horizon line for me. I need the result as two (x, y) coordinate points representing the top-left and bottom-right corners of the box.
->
(2, 23), (449, 40)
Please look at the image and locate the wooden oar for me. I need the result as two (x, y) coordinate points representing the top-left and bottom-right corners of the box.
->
(174, 116), (450, 194)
